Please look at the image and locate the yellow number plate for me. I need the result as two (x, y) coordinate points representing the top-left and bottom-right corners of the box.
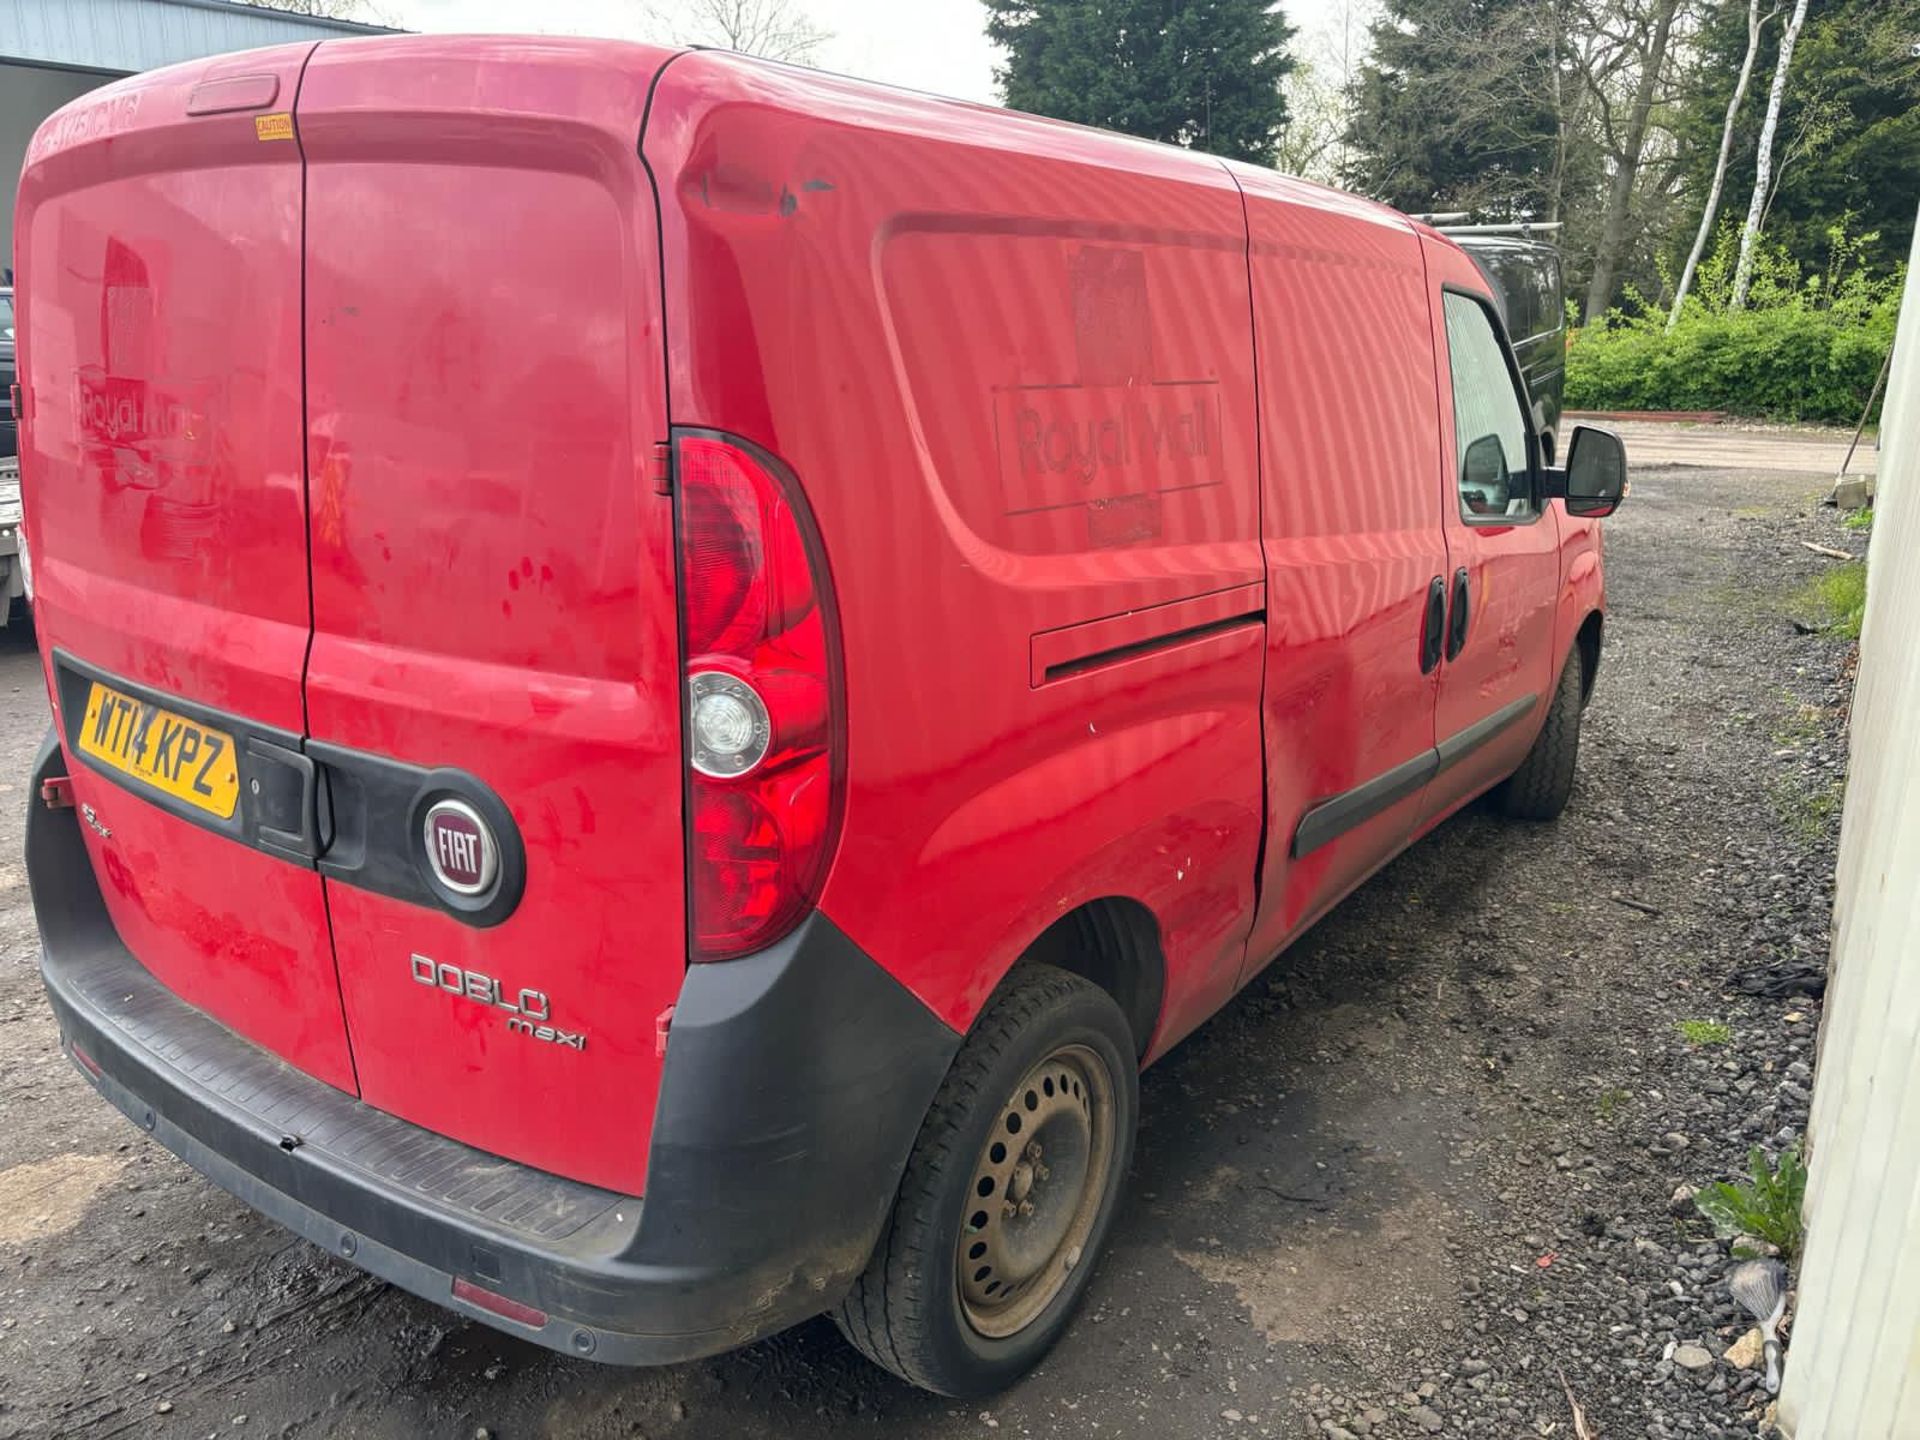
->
(77, 681), (240, 820)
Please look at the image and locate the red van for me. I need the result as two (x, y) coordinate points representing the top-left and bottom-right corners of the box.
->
(15, 38), (1624, 1396)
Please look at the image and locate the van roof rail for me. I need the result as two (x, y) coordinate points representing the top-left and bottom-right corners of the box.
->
(1434, 222), (1565, 238)
(1408, 211), (1472, 224)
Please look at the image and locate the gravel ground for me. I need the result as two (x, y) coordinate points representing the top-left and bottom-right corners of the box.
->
(0, 458), (1857, 1439)
(1578, 417), (1878, 475)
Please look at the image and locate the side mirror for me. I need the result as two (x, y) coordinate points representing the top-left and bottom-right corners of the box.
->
(1541, 423), (1626, 518)
(1462, 433), (1508, 490)
(1458, 433), (1513, 516)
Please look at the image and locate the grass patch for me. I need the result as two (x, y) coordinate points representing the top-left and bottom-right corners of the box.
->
(1695, 1146), (1808, 1259)
(1771, 699), (1825, 747)
(1676, 1019), (1732, 1046)
(1596, 1087), (1632, 1121)
(1841, 507), (1873, 533)
(1795, 560), (1867, 639)
(1771, 775), (1845, 848)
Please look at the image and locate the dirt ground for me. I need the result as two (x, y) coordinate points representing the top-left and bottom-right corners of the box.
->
(0, 438), (1855, 1439)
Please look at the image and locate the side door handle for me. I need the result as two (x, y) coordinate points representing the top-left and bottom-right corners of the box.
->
(1445, 567), (1471, 661)
(1420, 575), (1446, 674)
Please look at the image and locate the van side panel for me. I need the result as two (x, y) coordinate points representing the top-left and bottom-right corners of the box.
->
(295, 39), (682, 1195)
(15, 47), (358, 1091)
(645, 56), (1268, 1053)
(1229, 169), (1448, 971)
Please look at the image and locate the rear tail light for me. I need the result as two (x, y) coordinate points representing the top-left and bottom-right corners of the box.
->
(675, 434), (841, 960)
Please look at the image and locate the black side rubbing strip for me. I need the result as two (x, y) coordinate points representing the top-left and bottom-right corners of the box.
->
(1435, 693), (1538, 774)
(1292, 749), (1439, 859)
(1291, 692), (1541, 858)
(1042, 610), (1266, 684)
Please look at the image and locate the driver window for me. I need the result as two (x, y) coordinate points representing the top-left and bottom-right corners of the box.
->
(1443, 292), (1534, 520)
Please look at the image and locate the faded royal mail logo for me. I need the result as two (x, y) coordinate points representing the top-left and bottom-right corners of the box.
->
(994, 382), (1223, 517)
(78, 372), (191, 446)
(75, 370), (213, 485)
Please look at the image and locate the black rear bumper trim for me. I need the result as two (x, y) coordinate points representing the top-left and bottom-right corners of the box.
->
(28, 726), (960, 1365)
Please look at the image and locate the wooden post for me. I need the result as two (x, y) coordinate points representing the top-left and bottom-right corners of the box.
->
(1835, 345), (1894, 486)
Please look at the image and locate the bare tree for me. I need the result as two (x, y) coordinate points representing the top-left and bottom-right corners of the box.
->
(1581, 0), (1684, 319)
(1729, 0), (1810, 310)
(1523, 0), (1617, 228)
(651, 0), (831, 64)
(1278, 61), (1348, 181)
(1280, 2), (1377, 184)
(1758, 86), (1844, 233)
(1668, 0), (1773, 327)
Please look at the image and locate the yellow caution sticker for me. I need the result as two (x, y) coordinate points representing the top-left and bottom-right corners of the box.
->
(254, 112), (295, 142)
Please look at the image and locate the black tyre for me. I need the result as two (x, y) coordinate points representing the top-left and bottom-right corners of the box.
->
(834, 963), (1139, 1396)
(1493, 647), (1585, 820)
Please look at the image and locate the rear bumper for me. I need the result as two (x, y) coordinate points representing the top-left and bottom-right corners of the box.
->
(28, 728), (959, 1365)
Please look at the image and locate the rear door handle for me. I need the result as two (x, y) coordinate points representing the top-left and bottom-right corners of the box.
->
(242, 737), (324, 865)
(1445, 567), (1471, 661)
(1420, 576), (1446, 674)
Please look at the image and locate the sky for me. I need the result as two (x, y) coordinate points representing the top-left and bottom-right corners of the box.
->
(375, 0), (1367, 109)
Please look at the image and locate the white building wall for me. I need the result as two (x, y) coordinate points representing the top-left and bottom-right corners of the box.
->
(3, 0), (391, 76)
(2, 0), (396, 268)
(1780, 212), (1920, 1436)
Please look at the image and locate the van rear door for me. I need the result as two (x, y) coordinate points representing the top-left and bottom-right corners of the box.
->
(294, 39), (683, 1196)
(17, 46), (360, 1093)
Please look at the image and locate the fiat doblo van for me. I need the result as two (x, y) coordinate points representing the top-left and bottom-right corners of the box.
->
(15, 38), (1624, 1397)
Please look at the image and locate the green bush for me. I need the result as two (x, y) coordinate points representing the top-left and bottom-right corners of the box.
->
(1567, 305), (1896, 422)
(1566, 224), (1902, 424)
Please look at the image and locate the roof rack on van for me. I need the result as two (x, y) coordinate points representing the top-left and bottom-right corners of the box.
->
(1427, 221), (1565, 239)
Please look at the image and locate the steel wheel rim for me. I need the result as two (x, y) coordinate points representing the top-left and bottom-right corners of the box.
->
(957, 1043), (1115, 1339)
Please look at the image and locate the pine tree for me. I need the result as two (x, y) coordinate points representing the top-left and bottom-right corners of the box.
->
(1342, 0), (1562, 217)
(985, 0), (1295, 167)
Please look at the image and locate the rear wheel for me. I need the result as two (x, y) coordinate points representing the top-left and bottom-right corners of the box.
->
(1493, 647), (1585, 820)
(834, 964), (1138, 1396)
